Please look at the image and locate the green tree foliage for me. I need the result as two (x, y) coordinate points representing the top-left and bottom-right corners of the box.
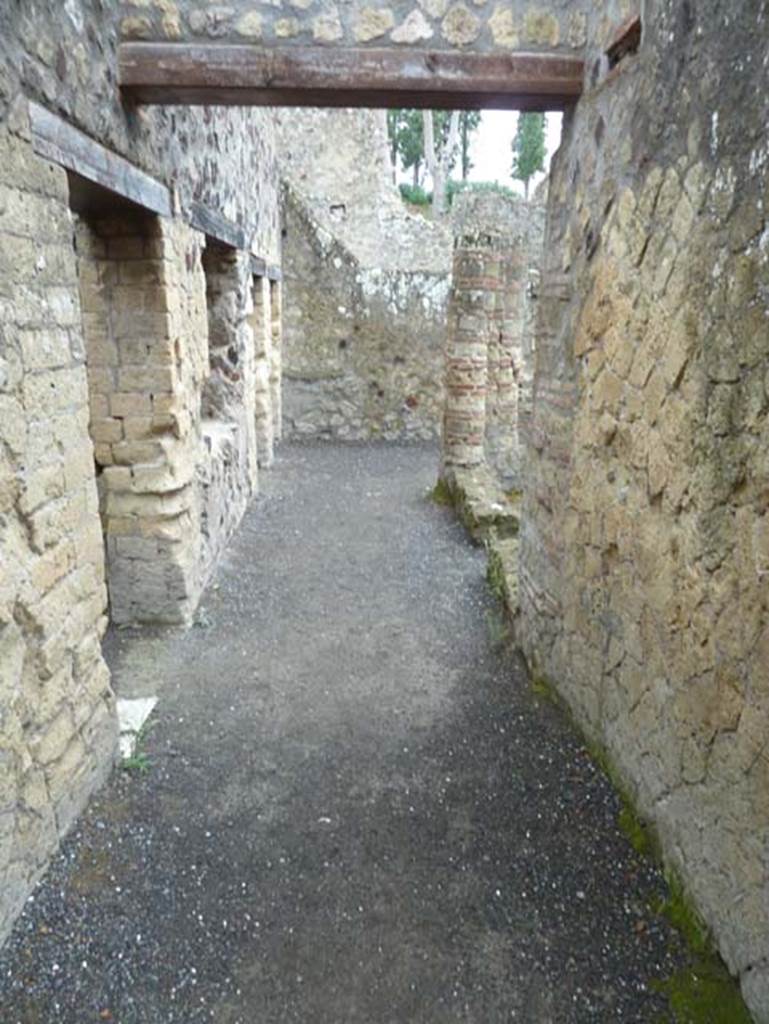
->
(511, 112), (546, 199)
(387, 109), (480, 187)
(387, 109), (425, 185)
(458, 110), (482, 180)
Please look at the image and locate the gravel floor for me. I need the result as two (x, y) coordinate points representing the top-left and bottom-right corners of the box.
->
(0, 443), (686, 1023)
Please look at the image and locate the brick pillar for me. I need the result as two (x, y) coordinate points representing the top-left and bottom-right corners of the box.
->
(251, 274), (275, 468)
(198, 241), (259, 578)
(488, 205), (529, 486)
(441, 226), (500, 476)
(442, 192), (530, 484)
(76, 214), (209, 626)
(269, 280), (283, 442)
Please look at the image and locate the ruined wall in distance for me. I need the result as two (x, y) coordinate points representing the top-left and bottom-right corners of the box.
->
(277, 110), (451, 442)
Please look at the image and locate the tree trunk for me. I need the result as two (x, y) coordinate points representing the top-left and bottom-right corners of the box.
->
(524, 178), (530, 200)
(423, 110), (460, 217)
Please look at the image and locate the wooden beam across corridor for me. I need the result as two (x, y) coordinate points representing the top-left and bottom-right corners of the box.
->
(119, 44), (584, 110)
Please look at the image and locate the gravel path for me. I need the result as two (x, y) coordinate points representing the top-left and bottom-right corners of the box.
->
(0, 443), (684, 1023)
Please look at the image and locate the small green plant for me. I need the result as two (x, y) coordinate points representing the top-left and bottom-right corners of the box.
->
(398, 183), (432, 206)
(120, 718), (156, 775)
(486, 548), (507, 603)
(617, 802), (656, 859)
(120, 750), (150, 775)
(653, 875), (710, 955)
(430, 477), (455, 507)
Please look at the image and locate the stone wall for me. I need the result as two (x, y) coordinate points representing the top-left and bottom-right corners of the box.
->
(519, 1), (769, 1017)
(0, 119), (117, 946)
(1, 2), (280, 261)
(0, 0), (281, 948)
(278, 109), (451, 441)
(120, 0), (589, 53)
(199, 241), (259, 582)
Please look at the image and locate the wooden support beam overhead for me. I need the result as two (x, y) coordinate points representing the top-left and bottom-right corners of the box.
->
(119, 44), (584, 110)
(189, 200), (248, 251)
(250, 255), (283, 282)
(29, 101), (172, 217)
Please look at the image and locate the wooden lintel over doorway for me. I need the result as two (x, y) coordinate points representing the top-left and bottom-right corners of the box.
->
(119, 44), (584, 111)
(29, 101), (173, 217)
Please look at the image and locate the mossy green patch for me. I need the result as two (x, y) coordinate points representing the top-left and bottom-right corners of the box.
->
(430, 477), (455, 507)
(653, 957), (752, 1024)
(617, 802), (655, 859)
(486, 548), (507, 602)
(529, 672), (564, 709)
(654, 875), (710, 955)
(514, 664), (752, 1024)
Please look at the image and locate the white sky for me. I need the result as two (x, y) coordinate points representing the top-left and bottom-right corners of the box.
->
(395, 110), (563, 194)
(469, 111), (563, 193)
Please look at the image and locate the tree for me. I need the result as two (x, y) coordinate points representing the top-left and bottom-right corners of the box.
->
(458, 110), (482, 180)
(386, 109), (469, 196)
(511, 112), (546, 199)
(387, 108), (426, 186)
(423, 109), (460, 216)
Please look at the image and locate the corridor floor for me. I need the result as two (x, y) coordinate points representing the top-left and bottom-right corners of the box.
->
(0, 444), (687, 1023)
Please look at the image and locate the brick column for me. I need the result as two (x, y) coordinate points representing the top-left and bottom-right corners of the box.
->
(76, 214), (209, 626)
(488, 203), (529, 485)
(441, 192), (530, 484)
(251, 274), (275, 468)
(441, 230), (500, 475)
(269, 280), (283, 442)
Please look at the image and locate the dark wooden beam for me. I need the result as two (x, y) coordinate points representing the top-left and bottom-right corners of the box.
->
(188, 200), (248, 251)
(119, 44), (584, 110)
(29, 101), (172, 217)
(249, 255), (282, 281)
(606, 14), (641, 68)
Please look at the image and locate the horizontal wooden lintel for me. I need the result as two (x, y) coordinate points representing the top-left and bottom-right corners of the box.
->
(188, 200), (248, 251)
(28, 102), (276, 270)
(250, 255), (282, 281)
(119, 43), (584, 111)
(29, 101), (173, 217)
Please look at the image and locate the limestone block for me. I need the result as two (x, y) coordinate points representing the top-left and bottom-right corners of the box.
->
(488, 6), (518, 46)
(274, 17), (300, 37)
(391, 10), (434, 42)
(567, 10), (586, 48)
(353, 7), (395, 42)
(235, 10), (262, 37)
(418, 0), (448, 18)
(523, 10), (559, 46)
(313, 10), (344, 42)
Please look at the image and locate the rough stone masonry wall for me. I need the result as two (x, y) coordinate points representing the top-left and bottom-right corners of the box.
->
(75, 213), (221, 625)
(519, 2), (769, 1017)
(1, 3), (280, 260)
(0, 0), (281, 949)
(199, 241), (259, 581)
(121, 0), (589, 52)
(278, 110), (451, 441)
(0, 116), (117, 946)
